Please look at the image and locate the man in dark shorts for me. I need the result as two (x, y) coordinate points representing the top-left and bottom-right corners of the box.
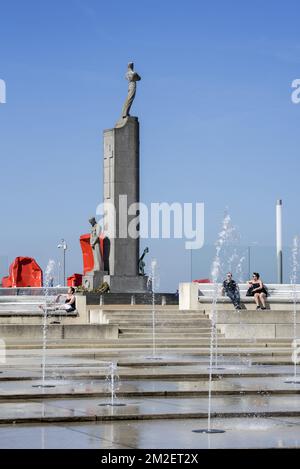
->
(222, 272), (241, 310)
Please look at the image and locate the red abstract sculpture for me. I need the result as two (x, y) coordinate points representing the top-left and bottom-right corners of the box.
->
(79, 234), (105, 274)
(192, 279), (211, 283)
(67, 273), (83, 287)
(2, 257), (43, 287)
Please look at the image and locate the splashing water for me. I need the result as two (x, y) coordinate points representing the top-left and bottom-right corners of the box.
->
(193, 212), (234, 435)
(208, 213), (234, 432)
(211, 212), (237, 369)
(236, 255), (246, 283)
(106, 362), (120, 406)
(227, 250), (239, 275)
(149, 259), (159, 359)
(211, 213), (233, 283)
(227, 249), (246, 283)
(146, 259), (161, 359)
(231, 252), (246, 364)
(41, 259), (55, 387)
(98, 362), (125, 407)
(286, 236), (300, 383)
(151, 259), (157, 357)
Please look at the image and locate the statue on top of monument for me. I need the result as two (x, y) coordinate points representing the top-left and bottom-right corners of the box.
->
(88, 217), (103, 272)
(121, 62), (141, 119)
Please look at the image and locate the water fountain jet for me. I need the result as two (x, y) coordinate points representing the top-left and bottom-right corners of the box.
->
(285, 236), (300, 384)
(145, 259), (163, 361)
(98, 362), (126, 407)
(32, 259), (56, 389)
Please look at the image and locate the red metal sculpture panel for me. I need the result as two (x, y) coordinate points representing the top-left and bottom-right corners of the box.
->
(67, 273), (83, 287)
(2, 257), (43, 287)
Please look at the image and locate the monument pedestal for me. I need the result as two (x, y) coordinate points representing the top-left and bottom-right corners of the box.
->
(82, 271), (107, 291)
(104, 274), (149, 293)
(103, 116), (149, 293)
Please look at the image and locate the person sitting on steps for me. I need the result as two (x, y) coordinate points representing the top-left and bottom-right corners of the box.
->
(222, 272), (242, 310)
(39, 287), (76, 313)
(246, 272), (268, 310)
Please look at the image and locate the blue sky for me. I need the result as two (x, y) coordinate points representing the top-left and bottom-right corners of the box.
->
(0, 0), (300, 289)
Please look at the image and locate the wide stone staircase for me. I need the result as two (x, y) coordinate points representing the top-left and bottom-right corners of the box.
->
(0, 293), (294, 353)
(89, 306), (293, 354)
(103, 308), (214, 339)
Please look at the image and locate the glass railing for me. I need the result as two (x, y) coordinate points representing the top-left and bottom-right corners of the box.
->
(190, 244), (293, 284)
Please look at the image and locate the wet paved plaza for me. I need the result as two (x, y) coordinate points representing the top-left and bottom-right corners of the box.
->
(1, 348), (300, 447)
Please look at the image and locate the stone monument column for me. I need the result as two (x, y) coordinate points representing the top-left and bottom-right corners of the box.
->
(103, 117), (139, 277)
(102, 63), (148, 292)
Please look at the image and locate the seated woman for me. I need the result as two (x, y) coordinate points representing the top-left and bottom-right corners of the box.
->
(246, 272), (268, 310)
(39, 287), (76, 313)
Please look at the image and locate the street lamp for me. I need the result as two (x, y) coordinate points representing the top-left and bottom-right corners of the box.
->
(57, 239), (67, 286)
(276, 199), (283, 284)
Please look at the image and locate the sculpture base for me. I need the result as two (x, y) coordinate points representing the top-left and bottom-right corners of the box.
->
(82, 271), (108, 291)
(104, 275), (149, 293)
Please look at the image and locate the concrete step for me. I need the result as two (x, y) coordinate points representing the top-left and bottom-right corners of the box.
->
(203, 303), (299, 311)
(0, 317), (79, 325)
(107, 319), (211, 329)
(0, 325), (292, 345)
(0, 296), (51, 303)
(102, 309), (205, 314)
(102, 305), (205, 316)
(2, 344), (293, 352)
(103, 315), (209, 320)
(0, 308), (73, 315)
(0, 324), (118, 340)
(98, 307), (201, 311)
(0, 304), (43, 310)
(119, 327), (212, 332)
(103, 316), (209, 322)
(109, 323), (212, 328)
(115, 340), (289, 346)
(106, 320), (211, 326)
(119, 333), (215, 339)
(1, 339), (292, 351)
(0, 311), (78, 317)
(214, 311), (300, 324)
(106, 317), (211, 322)
(2, 337), (292, 346)
(119, 330), (213, 335)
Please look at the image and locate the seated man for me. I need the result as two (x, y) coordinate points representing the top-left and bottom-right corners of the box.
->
(222, 272), (241, 310)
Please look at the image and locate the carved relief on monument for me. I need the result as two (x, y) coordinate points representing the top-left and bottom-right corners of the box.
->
(104, 132), (114, 200)
(104, 134), (114, 159)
